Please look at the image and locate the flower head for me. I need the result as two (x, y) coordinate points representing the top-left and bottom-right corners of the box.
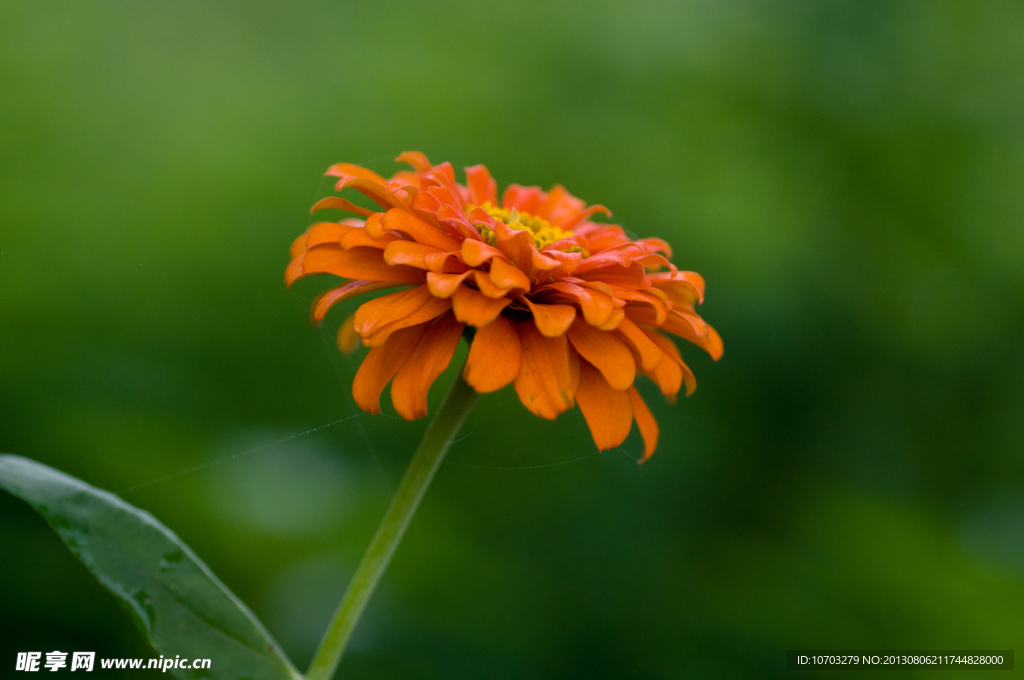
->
(286, 152), (722, 461)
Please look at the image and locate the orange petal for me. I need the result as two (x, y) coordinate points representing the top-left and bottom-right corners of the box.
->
(523, 298), (576, 337)
(556, 204), (611, 230)
(615, 317), (663, 372)
(489, 257), (532, 291)
(464, 315), (521, 393)
(537, 184), (584, 222)
(311, 280), (407, 325)
(395, 151), (432, 173)
(340, 227), (399, 251)
(566, 319), (636, 391)
(625, 306), (723, 360)
(310, 196), (375, 217)
(381, 208), (461, 251)
(427, 161), (458, 188)
(426, 271), (473, 299)
(389, 170), (422, 190)
(705, 325), (724, 362)
(325, 163), (388, 184)
(642, 329), (696, 397)
(364, 212), (388, 239)
(354, 285), (452, 347)
(537, 281), (615, 326)
(605, 285), (669, 324)
(627, 387), (659, 462)
(336, 177), (404, 210)
(436, 203), (484, 241)
(596, 308), (625, 331)
(452, 285), (512, 327)
(462, 239), (504, 267)
(575, 361), (632, 451)
(352, 323), (429, 414)
(422, 250), (466, 274)
(645, 351), (683, 400)
(492, 222), (535, 269)
(285, 254), (304, 285)
(337, 314), (361, 354)
(539, 249), (583, 275)
(465, 164), (498, 205)
(649, 270), (705, 305)
(638, 236), (673, 258)
(526, 245), (562, 273)
(299, 221), (354, 251)
(285, 245), (423, 287)
(290, 232), (308, 259)
(390, 313), (465, 420)
(513, 323), (579, 420)
(501, 184), (543, 214)
(383, 241), (441, 269)
(473, 270), (513, 299)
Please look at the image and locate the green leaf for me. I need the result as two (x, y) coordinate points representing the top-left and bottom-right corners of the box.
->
(0, 454), (303, 680)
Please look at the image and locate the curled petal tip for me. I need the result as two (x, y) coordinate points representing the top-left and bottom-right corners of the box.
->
(395, 151), (432, 173)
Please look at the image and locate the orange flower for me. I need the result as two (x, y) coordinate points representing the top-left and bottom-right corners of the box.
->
(286, 151), (722, 461)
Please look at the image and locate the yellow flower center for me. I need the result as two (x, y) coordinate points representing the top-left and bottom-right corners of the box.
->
(469, 202), (583, 252)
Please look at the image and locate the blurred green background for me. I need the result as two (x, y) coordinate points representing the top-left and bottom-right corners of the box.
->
(2, 0), (1023, 677)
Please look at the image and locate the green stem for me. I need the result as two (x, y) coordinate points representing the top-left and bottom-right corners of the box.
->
(305, 371), (479, 680)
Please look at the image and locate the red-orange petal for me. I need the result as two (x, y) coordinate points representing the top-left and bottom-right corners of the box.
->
(513, 323), (579, 420)
(565, 318), (636, 391)
(452, 285), (512, 327)
(391, 312), (465, 420)
(627, 387), (659, 462)
(463, 315), (521, 393)
(352, 323), (429, 414)
(310, 280), (407, 325)
(523, 298), (577, 337)
(575, 361), (633, 451)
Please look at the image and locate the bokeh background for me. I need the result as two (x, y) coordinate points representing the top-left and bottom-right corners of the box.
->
(3, 1), (1024, 677)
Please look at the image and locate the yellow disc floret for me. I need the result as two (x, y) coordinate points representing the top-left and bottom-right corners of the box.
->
(469, 202), (583, 252)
